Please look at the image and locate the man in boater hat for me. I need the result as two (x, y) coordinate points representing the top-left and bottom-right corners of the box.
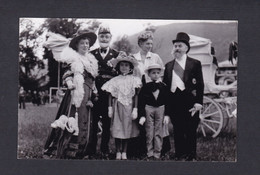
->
(89, 24), (119, 159)
(163, 32), (204, 161)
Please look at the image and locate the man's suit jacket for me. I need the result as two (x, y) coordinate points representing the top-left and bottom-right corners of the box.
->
(91, 48), (119, 77)
(163, 56), (204, 105)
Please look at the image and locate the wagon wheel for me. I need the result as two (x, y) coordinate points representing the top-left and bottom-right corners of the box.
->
(198, 96), (224, 138)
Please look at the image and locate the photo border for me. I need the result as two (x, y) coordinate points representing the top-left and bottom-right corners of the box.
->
(0, 0), (259, 174)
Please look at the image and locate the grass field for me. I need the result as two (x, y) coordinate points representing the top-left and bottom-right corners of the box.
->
(17, 103), (236, 161)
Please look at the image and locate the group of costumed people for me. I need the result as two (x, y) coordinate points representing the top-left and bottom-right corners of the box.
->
(43, 23), (204, 161)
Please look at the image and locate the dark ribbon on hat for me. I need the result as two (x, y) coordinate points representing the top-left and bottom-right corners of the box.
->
(100, 48), (107, 54)
(173, 61), (184, 82)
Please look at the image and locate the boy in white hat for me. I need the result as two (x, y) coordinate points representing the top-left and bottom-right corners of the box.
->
(138, 63), (170, 160)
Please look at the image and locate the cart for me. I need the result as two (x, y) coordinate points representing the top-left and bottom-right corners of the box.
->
(188, 35), (237, 138)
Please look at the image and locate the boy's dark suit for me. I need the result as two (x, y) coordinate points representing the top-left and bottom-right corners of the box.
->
(89, 48), (119, 155)
(163, 56), (204, 160)
(138, 81), (169, 117)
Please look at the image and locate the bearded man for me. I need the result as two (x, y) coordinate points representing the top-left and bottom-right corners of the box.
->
(163, 32), (204, 161)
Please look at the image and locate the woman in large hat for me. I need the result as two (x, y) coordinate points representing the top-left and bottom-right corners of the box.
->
(43, 26), (98, 159)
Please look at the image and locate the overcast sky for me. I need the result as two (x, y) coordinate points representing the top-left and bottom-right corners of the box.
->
(21, 18), (237, 59)
(23, 18), (236, 41)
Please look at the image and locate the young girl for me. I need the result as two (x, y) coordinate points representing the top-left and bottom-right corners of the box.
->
(101, 54), (141, 160)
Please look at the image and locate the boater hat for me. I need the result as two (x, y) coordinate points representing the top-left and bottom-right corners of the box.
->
(109, 52), (138, 68)
(69, 26), (97, 50)
(144, 63), (164, 74)
(172, 32), (190, 53)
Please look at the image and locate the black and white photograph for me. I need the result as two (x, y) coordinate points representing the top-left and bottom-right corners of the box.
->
(18, 18), (237, 161)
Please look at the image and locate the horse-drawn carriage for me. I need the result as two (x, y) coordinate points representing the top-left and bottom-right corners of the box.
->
(188, 35), (237, 138)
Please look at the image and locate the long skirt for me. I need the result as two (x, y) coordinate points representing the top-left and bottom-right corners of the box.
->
(44, 82), (93, 159)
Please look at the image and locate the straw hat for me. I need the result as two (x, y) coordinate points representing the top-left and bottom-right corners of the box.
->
(109, 52), (138, 68)
(144, 63), (164, 74)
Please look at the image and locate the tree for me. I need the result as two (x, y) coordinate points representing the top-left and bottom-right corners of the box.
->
(144, 23), (157, 33)
(41, 18), (80, 89)
(112, 35), (133, 55)
(19, 19), (47, 91)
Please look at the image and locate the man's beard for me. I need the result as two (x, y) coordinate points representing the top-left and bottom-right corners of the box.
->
(99, 42), (110, 48)
(172, 50), (183, 59)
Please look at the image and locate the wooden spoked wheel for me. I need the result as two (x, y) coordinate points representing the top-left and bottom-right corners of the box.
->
(198, 96), (224, 138)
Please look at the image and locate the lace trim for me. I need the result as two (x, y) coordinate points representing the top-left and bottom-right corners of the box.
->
(102, 75), (141, 106)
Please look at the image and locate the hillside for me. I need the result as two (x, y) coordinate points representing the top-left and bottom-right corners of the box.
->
(127, 22), (238, 64)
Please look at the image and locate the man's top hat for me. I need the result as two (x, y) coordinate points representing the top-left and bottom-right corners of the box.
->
(172, 32), (190, 53)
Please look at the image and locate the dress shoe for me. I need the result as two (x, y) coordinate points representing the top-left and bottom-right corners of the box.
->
(121, 152), (127, 160)
(116, 152), (121, 160)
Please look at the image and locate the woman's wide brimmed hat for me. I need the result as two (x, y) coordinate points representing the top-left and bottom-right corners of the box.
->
(69, 26), (97, 50)
(109, 52), (138, 68)
(144, 63), (164, 74)
(172, 32), (190, 53)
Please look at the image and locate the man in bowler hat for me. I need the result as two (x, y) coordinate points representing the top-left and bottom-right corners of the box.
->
(89, 24), (119, 158)
(163, 32), (204, 160)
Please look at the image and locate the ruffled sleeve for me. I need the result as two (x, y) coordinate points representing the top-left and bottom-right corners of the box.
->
(132, 76), (142, 89)
(101, 78), (118, 98)
(102, 75), (142, 106)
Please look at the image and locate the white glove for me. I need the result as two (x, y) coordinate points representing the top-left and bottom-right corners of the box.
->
(139, 117), (146, 125)
(66, 80), (75, 90)
(108, 106), (113, 118)
(132, 108), (138, 120)
(163, 116), (170, 124)
(189, 103), (203, 117)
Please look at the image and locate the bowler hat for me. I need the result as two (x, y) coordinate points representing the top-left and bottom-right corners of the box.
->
(69, 26), (97, 51)
(172, 32), (190, 53)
